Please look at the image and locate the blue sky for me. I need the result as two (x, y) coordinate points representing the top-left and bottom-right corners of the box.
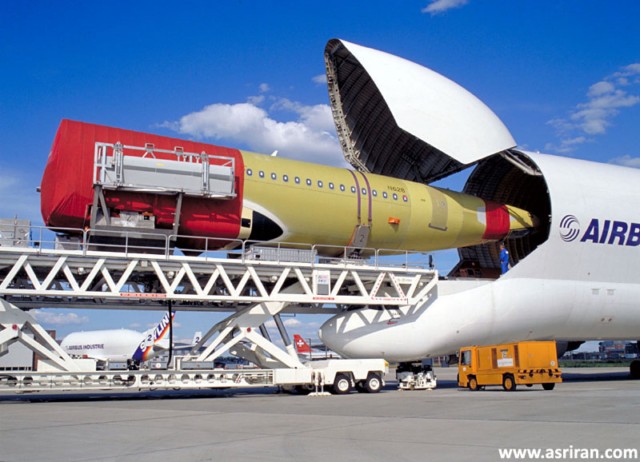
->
(1, 1), (639, 348)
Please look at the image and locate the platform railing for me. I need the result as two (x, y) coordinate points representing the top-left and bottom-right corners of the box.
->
(1, 224), (434, 271)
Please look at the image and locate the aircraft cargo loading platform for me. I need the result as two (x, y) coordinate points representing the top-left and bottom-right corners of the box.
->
(0, 223), (436, 393)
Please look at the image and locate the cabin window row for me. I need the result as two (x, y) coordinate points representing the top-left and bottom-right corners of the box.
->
(246, 168), (408, 202)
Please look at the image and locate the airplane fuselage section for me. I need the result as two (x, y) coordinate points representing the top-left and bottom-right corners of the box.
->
(40, 120), (535, 256)
(239, 151), (532, 253)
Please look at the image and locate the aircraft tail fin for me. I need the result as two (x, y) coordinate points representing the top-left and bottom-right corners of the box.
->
(132, 312), (174, 362)
(294, 334), (312, 354)
(192, 331), (202, 346)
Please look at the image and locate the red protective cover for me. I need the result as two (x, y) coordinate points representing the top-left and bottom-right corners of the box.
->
(40, 120), (244, 246)
(482, 200), (510, 240)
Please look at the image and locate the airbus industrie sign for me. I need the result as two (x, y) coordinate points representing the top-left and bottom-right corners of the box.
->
(559, 215), (580, 242)
(560, 215), (640, 245)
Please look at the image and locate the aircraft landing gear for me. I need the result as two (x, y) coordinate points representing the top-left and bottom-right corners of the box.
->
(630, 360), (640, 379)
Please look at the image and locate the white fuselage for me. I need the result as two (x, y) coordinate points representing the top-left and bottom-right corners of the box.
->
(319, 152), (640, 361)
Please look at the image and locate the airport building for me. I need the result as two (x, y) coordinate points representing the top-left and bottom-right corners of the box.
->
(599, 341), (639, 360)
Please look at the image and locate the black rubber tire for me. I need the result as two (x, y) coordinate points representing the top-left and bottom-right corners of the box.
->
(295, 384), (314, 395)
(332, 373), (352, 394)
(542, 383), (556, 391)
(364, 372), (383, 393)
(502, 374), (516, 391)
(469, 376), (480, 391)
(630, 360), (640, 379)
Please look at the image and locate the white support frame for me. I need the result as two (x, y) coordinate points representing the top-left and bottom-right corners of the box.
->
(0, 244), (437, 374)
(0, 247), (436, 309)
(0, 299), (83, 372)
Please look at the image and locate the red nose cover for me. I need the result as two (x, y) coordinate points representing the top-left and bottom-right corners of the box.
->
(40, 120), (244, 248)
(482, 200), (510, 240)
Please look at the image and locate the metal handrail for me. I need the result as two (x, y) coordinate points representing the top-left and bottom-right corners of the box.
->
(1, 224), (433, 271)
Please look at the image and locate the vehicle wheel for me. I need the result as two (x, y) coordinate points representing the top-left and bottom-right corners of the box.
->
(542, 383), (555, 391)
(526, 384), (533, 388)
(364, 372), (382, 393)
(502, 374), (516, 391)
(468, 376), (479, 391)
(295, 384), (314, 395)
(630, 360), (640, 379)
(332, 373), (352, 394)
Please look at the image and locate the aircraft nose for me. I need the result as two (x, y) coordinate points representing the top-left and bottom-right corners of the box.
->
(318, 309), (403, 360)
(319, 308), (436, 362)
(318, 317), (345, 355)
(319, 313), (374, 359)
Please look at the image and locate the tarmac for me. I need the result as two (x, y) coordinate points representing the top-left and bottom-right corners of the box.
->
(0, 367), (638, 462)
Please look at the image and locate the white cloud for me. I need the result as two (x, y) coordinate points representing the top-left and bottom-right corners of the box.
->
(609, 155), (640, 169)
(283, 318), (302, 327)
(270, 98), (336, 133)
(613, 63), (640, 80)
(572, 89), (639, 135)
(548, 63), (640, 153)
(422, 0), (469, 15)
(312, 74), (327, 85)
(161, 90), (346, 166)
(247, 95), (265, 105)
(259, 83), (270, 93)
(169, 102), (266, 139)
(587, 81), (615, 97)
(31, 309), (89, 326)
(544, 136), (589, 154)
(264, 316), (324, 340)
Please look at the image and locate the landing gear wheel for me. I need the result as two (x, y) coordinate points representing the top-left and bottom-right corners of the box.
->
(332, 373), (352, 395)
(502, 374), (516, 391)
(630, 360), (640, 379)
(363, 372), (382, 393)
(542, 383), (556, 391)
(469, 376), (480, 391)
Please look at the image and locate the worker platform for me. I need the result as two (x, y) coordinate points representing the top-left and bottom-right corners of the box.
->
(0, 222), (437, 393)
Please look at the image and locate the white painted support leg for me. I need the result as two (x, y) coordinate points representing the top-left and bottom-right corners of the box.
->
(0, 299), (82, 372)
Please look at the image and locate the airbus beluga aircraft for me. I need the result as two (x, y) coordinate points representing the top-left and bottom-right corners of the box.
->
(60, 312), (174, 364)
(316, 39), (640, 379)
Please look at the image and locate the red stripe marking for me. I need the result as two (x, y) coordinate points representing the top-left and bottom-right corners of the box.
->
(482, 201), (510, 240)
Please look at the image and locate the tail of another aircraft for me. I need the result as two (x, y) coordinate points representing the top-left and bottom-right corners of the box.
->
(192, 331), (202, 346)
(132, 312), (174, 362)
(294, 334), (312, 354)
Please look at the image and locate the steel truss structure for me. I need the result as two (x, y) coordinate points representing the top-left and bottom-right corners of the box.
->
(0, 242), (436, 391)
